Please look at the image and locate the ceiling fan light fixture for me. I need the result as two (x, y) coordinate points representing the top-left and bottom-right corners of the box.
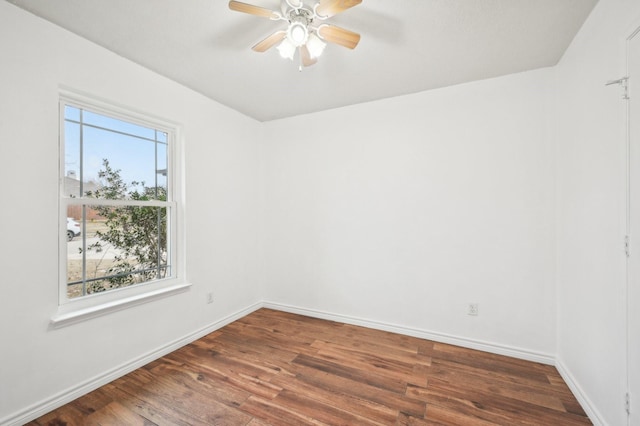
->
(277, 38), (296, 60)
(287, 21), (308, 46)
(306, 32), (326, 58)
(228, 0), (362, 68)
(284, 0), (303, 9)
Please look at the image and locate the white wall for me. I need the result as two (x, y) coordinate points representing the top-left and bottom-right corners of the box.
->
(555, 0), (640, 425)
(3, 0), (639, 424)
(262, 68), (558, 357)
(0, 2), (264, 423)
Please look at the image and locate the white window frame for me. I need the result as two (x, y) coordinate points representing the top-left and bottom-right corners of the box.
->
(53, 89), (189, 327)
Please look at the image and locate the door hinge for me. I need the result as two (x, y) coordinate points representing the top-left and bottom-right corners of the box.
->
(606, 76), (629, 100)
(625, 235), (630, 258)
(626, 392), (631, 415)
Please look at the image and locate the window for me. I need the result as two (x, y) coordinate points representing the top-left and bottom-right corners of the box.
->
(57, 92), (186, 320)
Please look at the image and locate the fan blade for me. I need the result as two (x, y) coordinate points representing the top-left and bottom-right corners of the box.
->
(229, 1), (278, 19)
(300, 45), (318, 67)
(252, 31), (286, 52)
(318, 25), (361, 49)
(315, 0), (362, 18)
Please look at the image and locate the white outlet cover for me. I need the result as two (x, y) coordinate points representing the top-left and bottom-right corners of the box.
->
(468, 303), (479, 316)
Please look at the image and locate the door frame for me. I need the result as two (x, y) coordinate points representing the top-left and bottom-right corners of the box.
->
(626, 23), (640, 426)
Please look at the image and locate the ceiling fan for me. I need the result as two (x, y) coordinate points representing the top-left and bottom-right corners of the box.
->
(228, 0), (362, 68)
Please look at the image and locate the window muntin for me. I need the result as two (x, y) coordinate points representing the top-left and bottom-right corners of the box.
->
(61, 100), (175, 302)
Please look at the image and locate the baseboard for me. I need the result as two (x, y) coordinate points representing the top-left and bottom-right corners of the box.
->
(262, 301), (556, 365)
(1, 301), (263, 426)
(555, 358), (607, 426)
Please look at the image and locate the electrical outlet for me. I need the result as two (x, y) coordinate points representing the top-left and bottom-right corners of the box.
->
(468, 303), (479, 316)
(206, 292), (214, 304)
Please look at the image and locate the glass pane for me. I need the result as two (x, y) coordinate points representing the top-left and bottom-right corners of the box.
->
(82, 126), (162, 199)
(63, 106), (169, 201)
(64, 105), (80, 121)
(66, 204), (169, 299)
(83, 110), (156, 141)
(63, 120), (82, 197)
(156, 142), (168, 199)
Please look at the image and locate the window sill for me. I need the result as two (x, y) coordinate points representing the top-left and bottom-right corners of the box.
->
(50, 282), (192, 328)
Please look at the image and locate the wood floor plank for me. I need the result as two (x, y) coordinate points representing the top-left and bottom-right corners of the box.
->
(431, 344), (552, 385)
(425, 404), (508, 426)
(101, 382), (197, 426)
(246, 418), (272, 426)
(29, 308), (592, 425)
(166, 347), (284, 399)
(239, 395), (324, 426)
(424, 378), (591, 426)
(113, 363), (253, 425)
(341, 323), (424, 349)
(396, 411), (436, 425)
(84, 401), (154, 425)
(311, 340), (428, 387)
(428, 356), (581, 413)
(273, 389), (387, 426)
(147, 361), (252, 409)
(269, 368), (399, 424)
(27, 403), (87, 426)
(290, 363), (427, 418)
(426, 367), (567, 411)
(406, 383), (431, 402)
(292, 352), (408, 394)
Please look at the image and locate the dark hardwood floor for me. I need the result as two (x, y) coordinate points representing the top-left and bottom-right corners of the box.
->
(28, 308), (591, 425)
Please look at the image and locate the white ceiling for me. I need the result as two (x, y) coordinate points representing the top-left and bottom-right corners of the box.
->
(7, 0), (598, 121)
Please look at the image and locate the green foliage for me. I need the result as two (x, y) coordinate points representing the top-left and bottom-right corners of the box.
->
(86, 159), (167, 293)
